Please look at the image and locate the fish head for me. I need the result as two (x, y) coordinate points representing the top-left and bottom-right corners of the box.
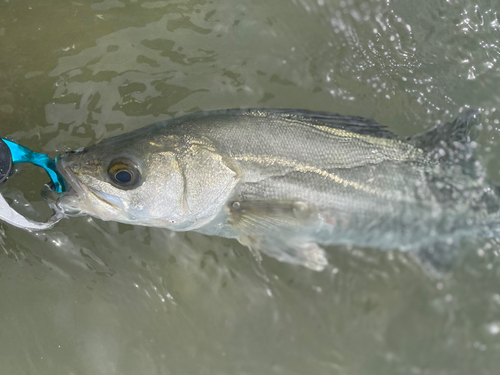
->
(54, 129), (241, 230)
(54, 133), (188, 228)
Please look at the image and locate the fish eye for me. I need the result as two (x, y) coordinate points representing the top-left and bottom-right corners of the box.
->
(107, 158), (142, 190)
(115, 170), (132, 183)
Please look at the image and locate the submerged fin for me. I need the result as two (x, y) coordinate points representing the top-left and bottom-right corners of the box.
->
(409, 110), (480, 152)
(227, 199), (328, 271)
(412, 242), (457, 276)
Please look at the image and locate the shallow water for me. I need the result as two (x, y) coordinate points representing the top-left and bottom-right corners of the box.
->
(1, 0), (500, 374)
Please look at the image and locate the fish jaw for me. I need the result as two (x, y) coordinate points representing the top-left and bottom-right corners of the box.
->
(54, 152), (124, 220)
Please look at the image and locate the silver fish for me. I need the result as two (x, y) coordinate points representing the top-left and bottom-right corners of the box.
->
(53, 109), (497, 270)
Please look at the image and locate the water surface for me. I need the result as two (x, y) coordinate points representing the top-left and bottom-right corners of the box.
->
(1, 0), (500, 374)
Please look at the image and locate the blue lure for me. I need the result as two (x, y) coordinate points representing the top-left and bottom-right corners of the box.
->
(0, 138), (66, 193)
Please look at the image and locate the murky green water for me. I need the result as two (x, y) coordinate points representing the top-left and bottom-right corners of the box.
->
(1, 0), (500, 374)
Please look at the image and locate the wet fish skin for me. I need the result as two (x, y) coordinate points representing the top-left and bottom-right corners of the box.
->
(54, 109), (494, 270)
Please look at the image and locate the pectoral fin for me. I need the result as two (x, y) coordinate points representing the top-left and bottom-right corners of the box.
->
(227, 200), (328, 271)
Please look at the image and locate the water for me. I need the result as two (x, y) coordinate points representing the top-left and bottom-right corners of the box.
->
(1, 0), (500, 374)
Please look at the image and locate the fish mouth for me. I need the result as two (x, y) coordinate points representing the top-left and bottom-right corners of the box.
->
(51, 155), (90, 216)
(54, 154), (122, 217)
(56, 155), (85, 195)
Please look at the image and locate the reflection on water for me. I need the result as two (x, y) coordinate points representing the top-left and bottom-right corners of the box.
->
(1, 0), (500, 374)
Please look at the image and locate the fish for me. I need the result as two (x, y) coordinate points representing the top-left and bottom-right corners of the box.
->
(52, 108), (499, 271)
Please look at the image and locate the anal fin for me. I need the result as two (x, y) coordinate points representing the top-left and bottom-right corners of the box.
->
(411, 241), (457, 277)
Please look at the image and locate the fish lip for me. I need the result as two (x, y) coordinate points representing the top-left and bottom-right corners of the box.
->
(54, 155), (90, 215)
(56, 154), (122, 215)
(56, 155), (87, 198)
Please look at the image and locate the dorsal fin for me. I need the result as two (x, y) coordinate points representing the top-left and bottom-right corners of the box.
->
(239, 109), (399, 139)
(409, 110), (480, 152)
